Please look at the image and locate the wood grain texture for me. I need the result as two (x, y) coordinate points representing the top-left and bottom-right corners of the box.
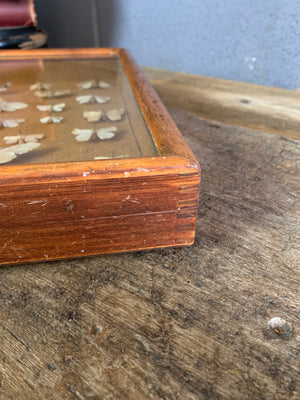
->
(0, 104), (299, 399)
(143, 67), (300, 141)
(0, 49), (200, 265)
(0, 157), (199, 264)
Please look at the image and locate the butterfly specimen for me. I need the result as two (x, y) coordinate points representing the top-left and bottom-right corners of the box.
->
(75, 95), (110, 104)
(77, 80), (111, 90)
(72, 126), (117, 141)
(30, 82), (52, 91)
(3, 134), (44, 145)
(0, 118), (25, 128)
(83, 108), (124, 122)
(40, 116), (63, 124)
(37, 103), (66, 112)
(0, 82), (12, 92)
(34, 89), (71, 98)
(0, 98), (28, 112)
(0, 143), (41, 164)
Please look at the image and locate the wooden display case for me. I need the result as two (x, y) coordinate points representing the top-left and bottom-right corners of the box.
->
(0, 48), (200, 266)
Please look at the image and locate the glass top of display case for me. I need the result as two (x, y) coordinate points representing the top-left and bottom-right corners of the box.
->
(0, 55), (156, 166)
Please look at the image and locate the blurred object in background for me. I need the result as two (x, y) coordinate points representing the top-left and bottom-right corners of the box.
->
(0, 0), (47, 49)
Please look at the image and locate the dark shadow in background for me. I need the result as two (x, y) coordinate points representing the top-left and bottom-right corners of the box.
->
(97, 0), (118, 47)
(35, 0), (117, 48)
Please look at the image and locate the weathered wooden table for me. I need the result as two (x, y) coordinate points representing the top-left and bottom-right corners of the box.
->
(0, 69), (299, 400)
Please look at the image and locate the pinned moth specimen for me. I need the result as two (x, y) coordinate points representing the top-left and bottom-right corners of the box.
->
(0, 82), (12, 92)
(37, 103), (66, 112)
(0, 118), (25, 128)
(72, 126), (117, 141)
(77, 80), (111, 90)
(83, 108), (125, 123)
(40, 116), (63, 124)
(30, 82), (52, 91)
(0, 98), (28, 112)
(75, 95), (110, 104)
(34, 89), (71, 98)
(3, 134), (44, 145)
(77, 80), (97, 90)
(0, 142), (41, 164)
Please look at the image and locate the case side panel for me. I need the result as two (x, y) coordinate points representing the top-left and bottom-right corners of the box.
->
(0, 165), (200, 265)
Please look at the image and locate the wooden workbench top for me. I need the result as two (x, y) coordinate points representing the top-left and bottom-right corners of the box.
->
(0, 69), (299, 400)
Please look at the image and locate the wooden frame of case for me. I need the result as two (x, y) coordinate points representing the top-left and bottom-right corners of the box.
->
(0, 48), (200, 266)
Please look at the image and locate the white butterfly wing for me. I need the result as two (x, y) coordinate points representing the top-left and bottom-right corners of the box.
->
(106, 108), (124, 122)
(53, 90), (70, 97)
(40, 116), (63, 124)
(98, 81), (111, 89)
(24, 134), (44, 143)
(30, 82), (40, 91)
(40, 116), (51, 124)
(95, 96), (110, 104)
(83, 111), (103, 122)
(52, 103), (66, 112)
(11, 142), (41, 154)
(51, 116), (63, 123)
(34, 90), (52, 98)
(0, 142), (40, 164)
(37, 105), (52, 111)
(3, 136), (20, 145)
(2, 118), (25, 128)
(96, 126), (117, 140)
(72, 128), (94, 142)
(0, 101), (28, 112)
(0, 148), (17, 163)
(76, 95), (93, 104)
(30, 82), (52, 91)
(77, 80), (96, 90)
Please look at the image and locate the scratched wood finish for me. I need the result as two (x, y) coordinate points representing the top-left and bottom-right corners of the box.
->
(0, 90), (299, 400)
(143, 67), (300, 141)
(0, 49), (200, 265)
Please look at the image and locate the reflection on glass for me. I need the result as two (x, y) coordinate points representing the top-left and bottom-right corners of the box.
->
(0, 57), (156, 165)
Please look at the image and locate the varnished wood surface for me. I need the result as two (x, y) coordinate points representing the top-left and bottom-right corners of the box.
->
(0, 49), (200, 265)
(0, 157), (199, 265)
(0, 69), (299, 400)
